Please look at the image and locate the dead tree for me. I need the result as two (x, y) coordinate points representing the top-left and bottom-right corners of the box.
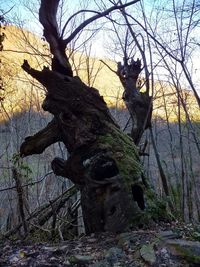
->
(117, 58), (152, 144)
(20, 0), (168, 234)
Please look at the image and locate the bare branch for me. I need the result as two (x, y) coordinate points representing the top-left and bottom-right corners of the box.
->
(1, 5), (15, 16)
(61, 9), (101, 37)
(123, 12), (182, 63)
(4, 49), (49, 57)
(0, 171), (53, 192)
(63, 0), (140, 45)
(100, 59), (117, 74)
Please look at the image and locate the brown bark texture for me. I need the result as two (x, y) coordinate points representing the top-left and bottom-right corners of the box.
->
(20, 0), (167, 234)
(117, 59), (152, 145)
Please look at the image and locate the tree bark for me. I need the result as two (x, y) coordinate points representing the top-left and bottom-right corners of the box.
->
(117, 59), (152, 145)
(20, 0), (168, 234)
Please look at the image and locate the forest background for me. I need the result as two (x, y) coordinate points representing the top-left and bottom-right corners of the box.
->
(0, 0), (200, 239)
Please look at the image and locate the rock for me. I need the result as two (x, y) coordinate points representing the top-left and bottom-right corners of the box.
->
(140, 244), (156, 265)
(1, 229), (199, 267)
(43, 246), (59, 252)
(117, 232), (138, 249)
(49, 256), (59, 263)
(166, 239), (200, 264)
(90, 247), (125, 267)
(68, 254), (94, 264)
(90, 259), (110, 267)
(2, 244), (11, 252)
(8, 255), (20, 263)
(87, 238), (98, 243)
(158, 247), (172, 266)
(105, 247), (124, 264)
(63, 259), (71, 266)
(159, 230), (181, 240)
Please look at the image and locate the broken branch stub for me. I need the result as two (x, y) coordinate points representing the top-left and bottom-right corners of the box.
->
(117, 58), (152, 144)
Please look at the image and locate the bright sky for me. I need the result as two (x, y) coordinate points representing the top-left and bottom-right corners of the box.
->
(1, 0), (200, 95)
(1, 0), (110, 57)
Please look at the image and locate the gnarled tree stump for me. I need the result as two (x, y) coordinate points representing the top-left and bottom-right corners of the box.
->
(20, 0), (168, 234)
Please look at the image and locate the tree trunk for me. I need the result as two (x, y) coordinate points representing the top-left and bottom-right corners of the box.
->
(117, 59), (152, 145)
(20, 0), (168, 234)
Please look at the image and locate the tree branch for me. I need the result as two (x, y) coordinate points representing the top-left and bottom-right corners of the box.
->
(63, 0), (140, 45)
(0, 171), (53, 192)
(100, 60), (117, 74)
(61, 9), (101, 37)
(39, 0), (73, 76)
(2, 185), (76, 239)
(20, 118), (61, 157)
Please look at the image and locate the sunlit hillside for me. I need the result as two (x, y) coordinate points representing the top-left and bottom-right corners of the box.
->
(1, 25), (200, 122)
(1, 24), (200, 236)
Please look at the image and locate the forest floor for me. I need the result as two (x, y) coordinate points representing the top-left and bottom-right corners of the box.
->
(1, 222), (200, 267)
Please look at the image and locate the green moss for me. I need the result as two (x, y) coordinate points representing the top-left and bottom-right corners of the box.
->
(171, 244), (200, 264)
(98, 126), (143, 187)
(27, 229), (52, 243)
(98, 125), (170, 225)
(128, 200), (169, 228)
(144, 189), (172, 221)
